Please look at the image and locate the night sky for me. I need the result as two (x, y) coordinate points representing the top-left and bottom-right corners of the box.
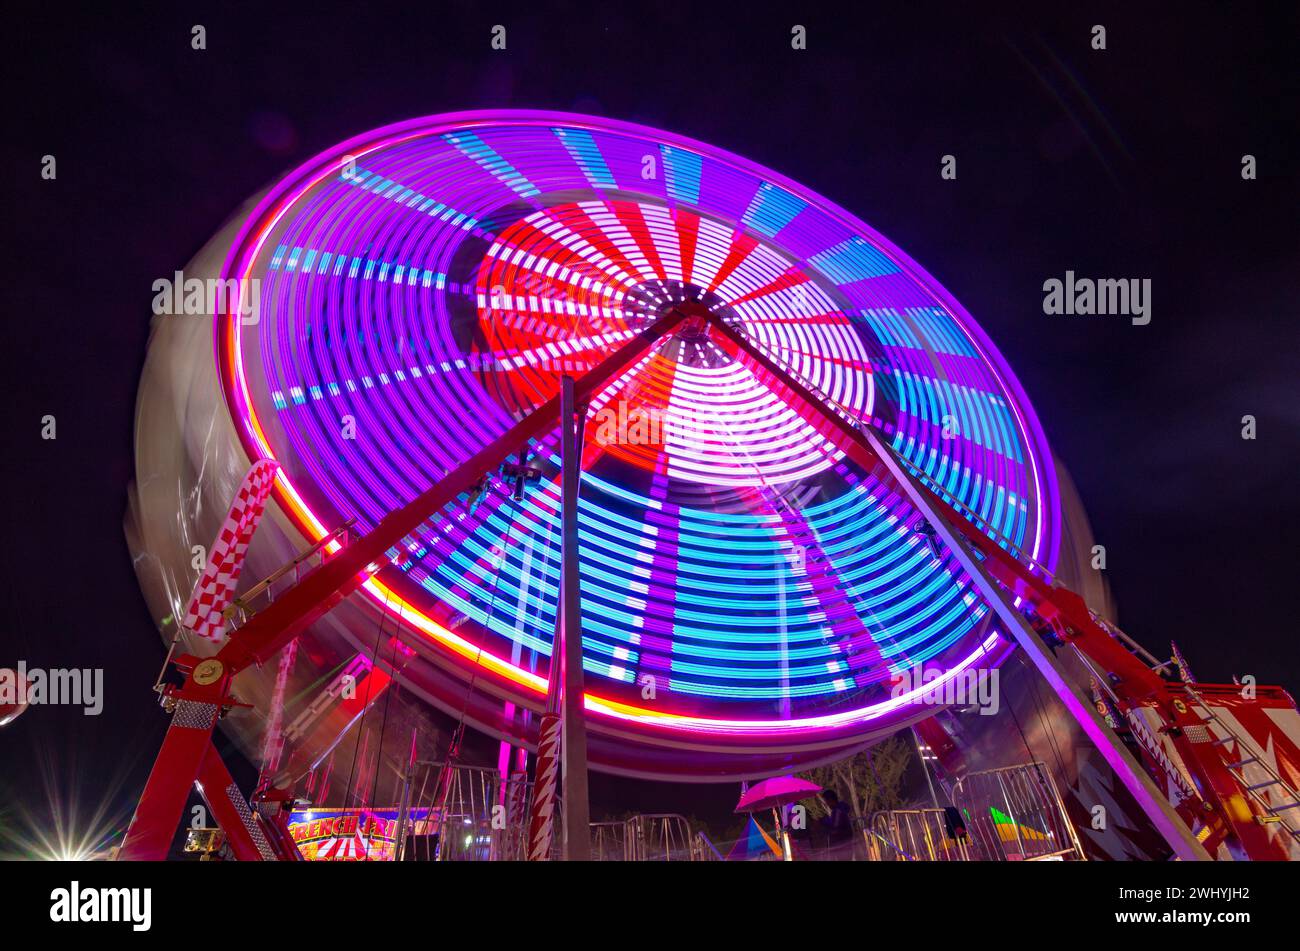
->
(2, 2), (1297, 851)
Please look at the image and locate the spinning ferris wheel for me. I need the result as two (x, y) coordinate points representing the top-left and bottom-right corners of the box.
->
(124, 110), (1300, 865)
(127, 109), (1077, 797)
(202, 110), (1061, 777)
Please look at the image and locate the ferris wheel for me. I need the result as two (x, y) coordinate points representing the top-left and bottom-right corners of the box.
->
(208, 110), (1061, 778)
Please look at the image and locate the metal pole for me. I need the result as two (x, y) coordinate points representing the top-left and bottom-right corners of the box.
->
(524, 558), (565, 860)
(559, 375), (592, 860)
(393, 728), (418, 861)
(912, 726), (942, 809)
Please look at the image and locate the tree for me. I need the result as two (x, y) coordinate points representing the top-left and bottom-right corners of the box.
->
(799, 734), (914, 820)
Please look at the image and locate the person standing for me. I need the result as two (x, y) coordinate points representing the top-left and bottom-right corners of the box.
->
(819, 789), (855, 859)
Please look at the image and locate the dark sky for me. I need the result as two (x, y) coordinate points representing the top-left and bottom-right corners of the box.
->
(2, 2), (1297, 850)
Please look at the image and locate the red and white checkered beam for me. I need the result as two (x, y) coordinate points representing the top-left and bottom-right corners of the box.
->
(181, 459), (280, 641)
(525, 713), (561, 861)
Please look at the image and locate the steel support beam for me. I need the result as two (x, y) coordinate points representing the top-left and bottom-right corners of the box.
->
(123, 311), (685, 862)
(558, 375), (592, 860)
(195, 743), (275, 861)
(704, 310), (1211, 861)
(118, 672), (230, 861)
(862, 426), (1211, 862)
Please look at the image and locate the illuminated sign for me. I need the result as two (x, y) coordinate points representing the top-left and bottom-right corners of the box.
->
(287, 808), (430, 861)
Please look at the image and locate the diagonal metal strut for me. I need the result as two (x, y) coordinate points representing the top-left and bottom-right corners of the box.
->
(215, 308), (686, 678)
(700, 306), (1211, 862)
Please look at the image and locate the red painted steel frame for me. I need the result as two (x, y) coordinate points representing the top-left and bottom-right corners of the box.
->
(119, 673), (228, 860)
(123, 299), (1290, 860)
(217, 306), (687, 678)
(557, 375), (592, 859)
(121, 308), (684, 860)
(195, 746), (274, 861)
(703, 308), (1289, 860)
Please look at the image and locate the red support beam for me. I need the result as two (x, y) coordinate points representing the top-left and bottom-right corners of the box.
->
(195, 743), (276, 861)
(701, 308), (1211, 861)
(122, 309), (686, 861)
(703, 310), (1159, 693)
(118, 666), (231, 861)
(215, 307), (686, 679)
(1163, 703), (1290, 860)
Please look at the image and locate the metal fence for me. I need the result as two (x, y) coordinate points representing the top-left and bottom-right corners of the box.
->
(859, 762), (1083, 862)
(587, 814), (702, 860)
(861, 809), (972, 861)
(389, 764), (704, 862)
(304, 759), (1080, 862)
(398, 762), (536, 861)
(625, 814), (697, 861)
(589, 821), (628, 861)
(950, 762), (1085, 861)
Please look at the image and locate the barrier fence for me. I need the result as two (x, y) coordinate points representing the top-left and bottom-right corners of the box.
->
(277, 759), (1079, 861)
